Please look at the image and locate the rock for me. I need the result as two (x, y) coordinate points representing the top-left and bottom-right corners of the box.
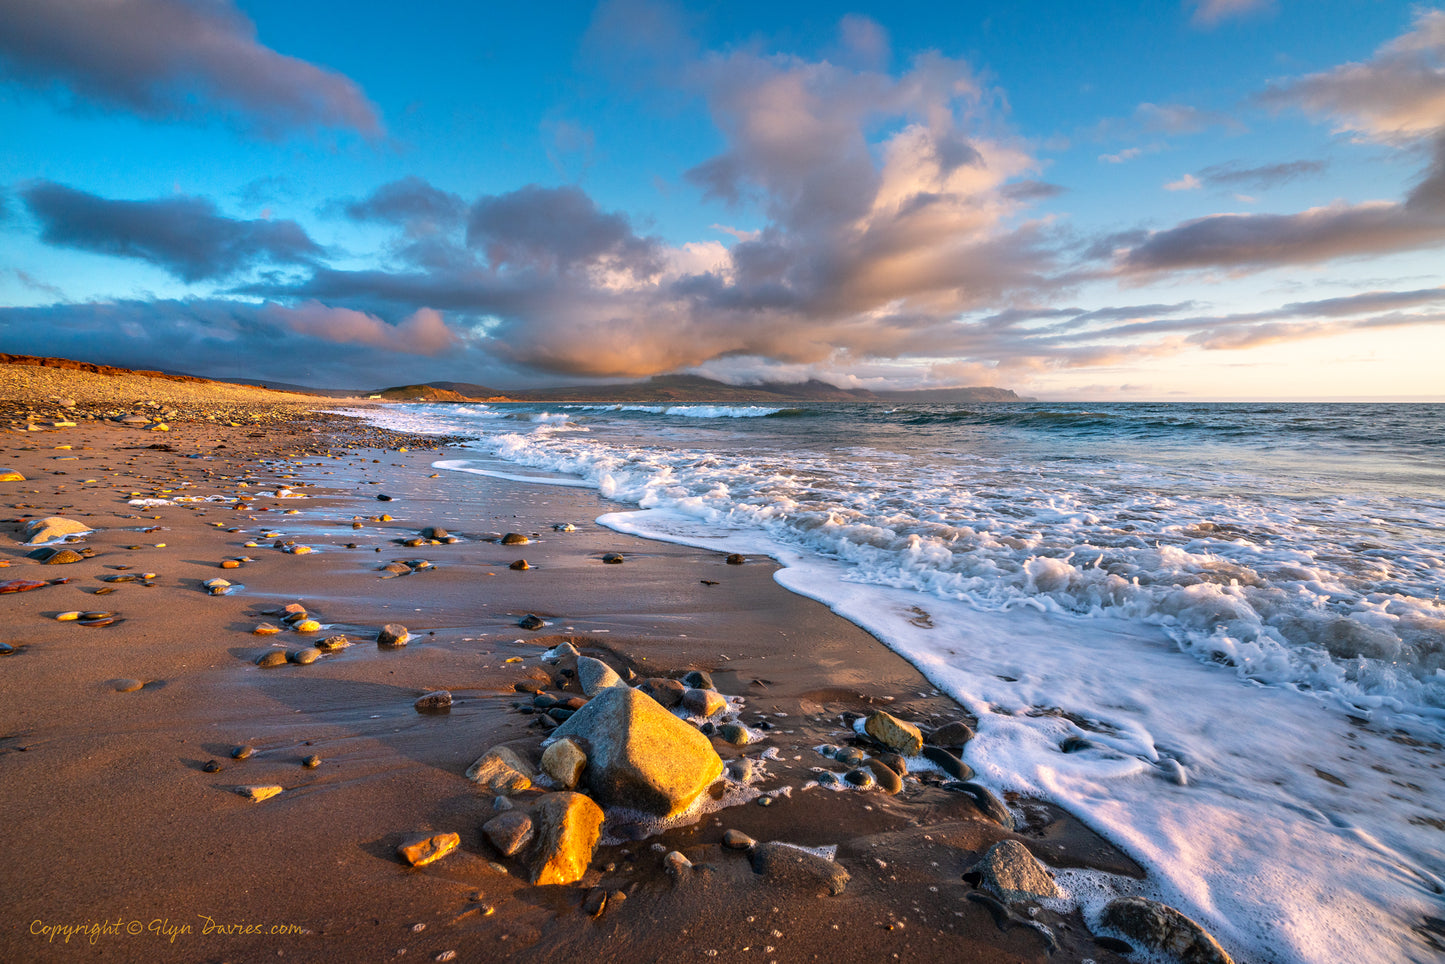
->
(681, 688), (727, 718)
(518, 614), (545, 630)
(545, 641), (579, 661)
(725, 553), (746, 565)
(944, 782), (1015, 830)
(582, 887), (607, 917)
(863, 710), (924, 756)
(235, 785), (283, 802)
(1100, 897), (1235, 964)
(972, 840), (1059, 902)
(377, 624), (409, 647)
(922, 745), (974, 781)
(303, 755), (321, 769)
(550, 685), (724, 817)
(864, 758), (904, 794)
(834, 746), (866, 767)
(576, 656), (624, 697)
(31, 548), (84, 565)
(421, 526), (449, 540)
(398, 832), (460, 867)
(256, 651), (288, 668)
(253, 623), (283, 635)
(716, 723), (753, 745)
(843, 768), (876, 789)
(483, 811), (534, 857)
(288, 648), (322, 665)
(601, 552), (624, 564)
(930, 721), (976, 748)
(231, 745), (254, 760)
(414, 690), (453, 712)
(722, 829), (757, 851)
(317, 634), (350, 651)
(681, 670), (715, 690)
(0, 468), (25, 482)
(540, 737), (587, 789)
(638, 677), (686, 707)
(525, 791), (604, 885)
(750, 842), (849, 896)
(466, 746), (534, 794)
(553, 523), (576, 532)
(501, 533), (529, 545)
(204, 578), (232, 595)
(24, 517), (92, 545)
(110, 678), (144, 693)
(664, 851), (692, 875)
(381, 561), (412, 575)
(509, 559), (531, 571)
(293, 619), (321, 633)
(202, 760), (222, 773)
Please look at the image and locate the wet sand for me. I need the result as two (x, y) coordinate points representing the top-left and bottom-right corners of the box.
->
(1, 376), (1144, 963)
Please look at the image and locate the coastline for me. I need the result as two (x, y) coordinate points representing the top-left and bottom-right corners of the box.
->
(2, 372), (1153, 963)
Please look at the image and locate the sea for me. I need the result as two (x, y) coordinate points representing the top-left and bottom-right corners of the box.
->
(350, 400), (1445, 964)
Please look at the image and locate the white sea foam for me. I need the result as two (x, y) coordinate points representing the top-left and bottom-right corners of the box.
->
(357, 401), (1445, 963)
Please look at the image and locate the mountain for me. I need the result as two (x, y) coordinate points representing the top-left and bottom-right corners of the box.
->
(473, 375), (1020, 404)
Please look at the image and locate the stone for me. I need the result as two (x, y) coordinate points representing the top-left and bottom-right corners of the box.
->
(1100, 898), (1235, 964)
(550, 685), (724, 817)
(110, 678), (144, 693)
(525, 791), (604, 885)
(256, 651), (288, 668)
(501, 533), (529, 545)
(922, 745), (974, 781)
(930, 721), (976, 748)
(576, 656), (624, 697)
(681, 688), (727, 718)
(722, 829), (756, 851)
(583, 888), (607, 917)
(518, 614), (545, 630)
(875, 752), (908, 775)
(0, 468), (25, 482)
(638, 677), (685, 707)
(288, 648), (321, 665)
(553, 523), (576, 532)
(482, 811), (534, 857)
(466, 746), (534, 794)
(864, 758), (903, 794)
(253, 623), (283, 635)
(716, 723), (753, 745)
(973, 840), (1059, 902)
(681, 670), (715, 690)
(235, 785), (283, 803)
(541, 736), (588, 789)
(750, 842), (849, 896)
(317, 634), (350, 651)
(725, 553), (746, 565)
(421, 526), (449, 540)
(377, 624), (409, 647)
(415, 690), (453, 712)
(398, 832), (460, 867)
(863, 710), (924, 756)
(34, 548), (84, 565)
(663, 851), (692, 875)
(24, 517), (92, 545)
(834, 746), (866, 767)
(232, 745), (254, 760)
(509, 559), (531, 571)
(303, 755), (321, 769)
(945, 782), (1016, 830)
(843, 768), (876, 789)
(293, 618), (321, 633)
(601, 552), (624, 564)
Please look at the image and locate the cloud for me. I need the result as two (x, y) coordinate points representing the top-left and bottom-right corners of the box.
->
(1100, 147), (1143, 164)
(344, 177), (467, 234)
(0, 0), (381, 137)
(1189, 0), (1275, 27)
(261, 303), (457, 355)
(466, 184), (663, 278)
(1257, 9), (1445, 140)
(22, 181), (323, 283)
(1165, 174), (1202, 191)
(1117, 201), (1445, 273)
(1194, 159), (1327, 190)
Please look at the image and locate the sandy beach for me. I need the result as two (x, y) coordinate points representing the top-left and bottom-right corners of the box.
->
(0, 366), (1155, 963)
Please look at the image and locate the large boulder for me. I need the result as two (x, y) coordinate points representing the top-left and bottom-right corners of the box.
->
(1100, 897), (1234, 964)
(575, 656), (625, 697)
(550, 685), (723, 817)
(24, 517), (93, 545)
(525, 791), (604, 885)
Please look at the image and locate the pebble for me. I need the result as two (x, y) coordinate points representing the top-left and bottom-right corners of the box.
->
(293, 618), (321, 633)
(922, 744), (974, 781)
(317, 634), (351, 651)
(639, 677), (686, 707)
(232, 745), (254, 760)
(749, 842), (849, 896)
(843, 768), (876, 789)
(110, 678), (145, 693)
(0, 642), (15, 656)
(303, 755), (321, 769)
(202, 760), (222, 773)
(601, 552), (624, 564)
(864, 758), (904, 794)
(518, 614), (545, 630)
(863, 710), (925, 756)
(414, 690), (453, 712)
(377, 624), (409, 647)
(583, 888), (607, 917)
(553, 523), (576, 532)
(834, 746), (866, 766)
(1100, 897), (1235, 964)
(681, 688), (727, 718)
(397, 832), (460, 868)
(39, 548), (85, 565)
(874, 752), (908, 775)
(716, 723), (753, 745)
(944, 781), (1016, 830)
(509, 559), (531, 571)
(541, 737), (587, 789)
(256, 651), (288, 668)
(725, 553), (746, 565)
(681, 670), (715, 690)
(501, 533), (529, 545)
(663, 851), (693, 875)
(286, 648), (320, 665)
(220, 559), (242, 569)
(722, 829), (757, 851)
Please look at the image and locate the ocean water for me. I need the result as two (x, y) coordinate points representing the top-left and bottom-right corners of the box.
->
(350, 400), (1445, 964)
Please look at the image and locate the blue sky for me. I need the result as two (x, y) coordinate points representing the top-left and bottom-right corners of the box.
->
(1, 0), (1442, 398)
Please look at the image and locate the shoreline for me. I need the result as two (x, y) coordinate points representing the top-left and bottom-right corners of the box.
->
(1, 374), (1181, 962)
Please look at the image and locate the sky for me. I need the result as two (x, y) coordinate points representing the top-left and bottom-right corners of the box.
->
(1, 0), (1443, 400)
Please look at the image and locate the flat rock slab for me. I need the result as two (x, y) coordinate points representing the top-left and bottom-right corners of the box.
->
(234, 785), (283, 803)
(551, 685), (723, 817)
